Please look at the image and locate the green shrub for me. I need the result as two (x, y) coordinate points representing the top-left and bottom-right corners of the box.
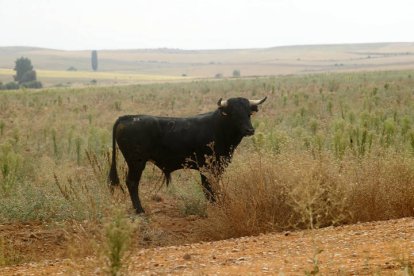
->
(232, 69), (240, 77)
(20, 81), (43, 89)
(0, 142), (23, 196)
(103, 208), (135, 276)
(4, 82), (19, 90)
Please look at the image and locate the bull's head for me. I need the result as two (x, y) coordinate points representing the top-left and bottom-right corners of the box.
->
(217, 97), (267, 136)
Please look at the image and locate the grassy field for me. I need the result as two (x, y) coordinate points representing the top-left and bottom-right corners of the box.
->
(1, 70), (414, 267)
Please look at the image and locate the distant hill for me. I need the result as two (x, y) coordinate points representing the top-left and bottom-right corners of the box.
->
(1, 42), (414, 86)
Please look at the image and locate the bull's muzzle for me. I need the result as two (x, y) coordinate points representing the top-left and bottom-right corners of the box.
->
(243, 127), (255, 136)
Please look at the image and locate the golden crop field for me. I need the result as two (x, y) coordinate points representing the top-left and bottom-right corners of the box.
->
(0, 68), (190, 87)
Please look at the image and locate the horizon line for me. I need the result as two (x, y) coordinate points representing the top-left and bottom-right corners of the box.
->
(1, 41), (413, 52)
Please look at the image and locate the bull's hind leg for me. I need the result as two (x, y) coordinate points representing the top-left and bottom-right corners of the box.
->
(200, 174), (216, 202)
(126, 162), (146, 214)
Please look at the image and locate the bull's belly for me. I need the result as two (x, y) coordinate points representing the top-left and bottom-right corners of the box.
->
(149, 153), (202, 172)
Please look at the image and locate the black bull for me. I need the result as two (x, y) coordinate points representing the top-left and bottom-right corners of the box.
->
(109, 97), (267, 213)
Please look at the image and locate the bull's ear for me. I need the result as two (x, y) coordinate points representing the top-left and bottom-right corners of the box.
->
(250, 105), (259, 112)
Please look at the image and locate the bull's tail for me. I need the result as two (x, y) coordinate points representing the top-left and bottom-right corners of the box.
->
(109, 118), (120, 187)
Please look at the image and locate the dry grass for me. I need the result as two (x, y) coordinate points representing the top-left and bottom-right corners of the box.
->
(202, 151), (414, 240)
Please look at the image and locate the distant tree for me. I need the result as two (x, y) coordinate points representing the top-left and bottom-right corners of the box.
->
(91, 50), (98, 71)
(14, 57), (35, 83)
(20, 70), (37, 83)
(232, 69), (240, 78)
(12, 57), (42, 89)
(215, 73), (223, 79)
(67, 66), (77, 71)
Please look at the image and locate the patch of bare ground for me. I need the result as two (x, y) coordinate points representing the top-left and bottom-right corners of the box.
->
(1, 217), (413, 275)
(0, 195), (206, 265)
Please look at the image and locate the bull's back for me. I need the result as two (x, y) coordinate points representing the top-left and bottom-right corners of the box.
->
(114, 114), (216, 165)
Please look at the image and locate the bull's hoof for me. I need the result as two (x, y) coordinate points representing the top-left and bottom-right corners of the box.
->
(206, 195), (216, 203)
(128, 212), (148, 223)
(109, 184), (125, 194)
(126, 208), (146, 220)
(135, 208), (145, 215)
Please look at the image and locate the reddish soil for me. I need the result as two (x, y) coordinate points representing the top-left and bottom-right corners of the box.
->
(1, 198), (413, 275)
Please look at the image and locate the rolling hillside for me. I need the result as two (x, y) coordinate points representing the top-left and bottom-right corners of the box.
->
(1, 42), (414, 86)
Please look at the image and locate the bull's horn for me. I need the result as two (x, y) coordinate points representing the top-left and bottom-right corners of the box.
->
(249, 96), (267, 106)
(217, 98), (228, 107)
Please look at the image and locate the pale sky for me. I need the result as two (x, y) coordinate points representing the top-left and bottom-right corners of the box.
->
(0, 0), (413, 50)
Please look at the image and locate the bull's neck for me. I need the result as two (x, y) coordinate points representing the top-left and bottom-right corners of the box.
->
(212, 110), (243, 156)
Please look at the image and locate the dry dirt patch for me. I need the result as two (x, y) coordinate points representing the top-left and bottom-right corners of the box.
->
(0, 196), (206, 265)
(1, 218), (413, 275)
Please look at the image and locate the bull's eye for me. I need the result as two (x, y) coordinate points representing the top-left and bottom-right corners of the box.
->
(221, 111), (228, 116)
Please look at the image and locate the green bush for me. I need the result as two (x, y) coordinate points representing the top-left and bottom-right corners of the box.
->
(20, 81), (43, 89)
(4, 82), (19, 90)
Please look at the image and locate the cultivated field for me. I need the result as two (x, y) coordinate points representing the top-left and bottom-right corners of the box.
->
(1, 42), (414, 86)
(1, 70), (414, 274)
(0, 68), (189, 87)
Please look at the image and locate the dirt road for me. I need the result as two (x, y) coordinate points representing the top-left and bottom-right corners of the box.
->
(1, 217), (413, 275)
